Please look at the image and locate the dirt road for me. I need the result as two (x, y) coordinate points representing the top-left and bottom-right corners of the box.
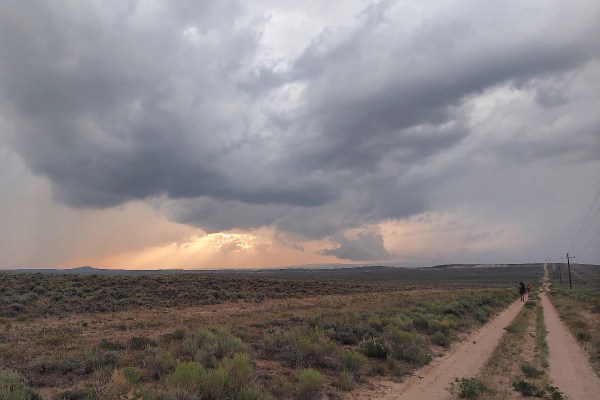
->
(351, 263), (600, 399)
(542, 291), (600, 399)
(348, 299), (525, 399)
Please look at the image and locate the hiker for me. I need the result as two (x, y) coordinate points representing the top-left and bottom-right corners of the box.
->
(518, 281), (526, 302)
(525, 282), (532, 295)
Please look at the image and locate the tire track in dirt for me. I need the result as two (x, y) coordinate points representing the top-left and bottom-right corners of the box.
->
(541, 288), (600, 399)
(347, 299), (525, 399)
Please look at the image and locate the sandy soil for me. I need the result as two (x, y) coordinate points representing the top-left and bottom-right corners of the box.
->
(542, 291), (600, 399)
(346, 299), (525, 399)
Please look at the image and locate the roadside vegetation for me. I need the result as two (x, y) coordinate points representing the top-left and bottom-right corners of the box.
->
(547, 263), (600, 377)
(0, 265), (542, 399)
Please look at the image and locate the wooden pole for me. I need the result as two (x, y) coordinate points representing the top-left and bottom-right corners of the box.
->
(566, 253), (575, 289)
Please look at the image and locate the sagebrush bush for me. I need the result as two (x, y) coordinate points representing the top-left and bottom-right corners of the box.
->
(297, 368), (325, 400)
(294, 330), (337, 368)
(103, 350), (121, 366)
(520, 363), (543, 378)
(385, 328), (431, 365)
(99, 338), (126, 350)
(0, 367), (40, 400)
(361, 336), (388, 358)
(195, 329), (248, 367)
(221, 352), (253, 394)
(340, 350), (366, 375)
(129, 335), (155, 350)
(454, 377), (487, 399)
(29, 356), (77, 374)
(430, 331), (451, 347)
(169, 361), (203, 392)
(199, 366), (227, 399)
(122, 366), (143, 386)
(336, 370), (354, 391)
(512, 379), (544, 397)
(144, 347), (176, 378)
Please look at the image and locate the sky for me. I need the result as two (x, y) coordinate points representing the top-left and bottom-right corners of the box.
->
(0, 0), (599, 270)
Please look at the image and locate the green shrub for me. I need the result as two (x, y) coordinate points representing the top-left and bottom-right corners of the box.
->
(235, 387), (274, 400)
(297, 368), (325, 400)
(576, 331), (591, 342)
(512, 379), (544, 397)
(430, 331), (451, 347)
(144, 347), (176, 378)
(0, 367), (40, 400)
(99, 338), (126, 350)
(222, 352), (253, 395)
(361, 337), (388, 358)
(169, 361), (203, 391)
(340, 350), (366, 374)
(84, 350), (100, 373)
(199, 366), (227, 399)
(294, 330), (337, 367)
(544, 384), (565, 400)
(174, 328), (187, 340)
(29, 357), (77, 374)
(520, 363), (543, 378)
(102, 351), (121, 366)
(385, 329), (431, 365)
(454, 377), (487, 399)
(336, 369), (354, 391)
(129, 335), (155, 350)
(181, 336), (200, 357)
(195, 329), (248, 367)
(122, 366), (143, 386)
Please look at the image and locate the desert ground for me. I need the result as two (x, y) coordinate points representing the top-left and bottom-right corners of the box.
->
(1, 263), (599, 399)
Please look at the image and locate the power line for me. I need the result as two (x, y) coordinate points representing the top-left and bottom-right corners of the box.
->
(569, 186), (600, 252)
(574, 201), (600, 252)
(578, 226), (599, 255)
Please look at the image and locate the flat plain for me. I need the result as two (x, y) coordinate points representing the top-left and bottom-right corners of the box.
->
(0, 264), (544, 399)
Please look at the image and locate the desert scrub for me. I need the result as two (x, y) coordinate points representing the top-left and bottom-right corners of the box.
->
(512, 379), (545, 397)
(0, 367), (40, 400)
(29, 356), (78, 374)
(264, 328), (337, 368)
(0, 265), (541, 318)
(521, 363), (543, 378)
(297, 368), (325, 400)
(340, 350), (366, 376)
(384, 329), (431, 366)
(168, 352), (256, 398)
(194, 329), (249, 368)
(453, 377), (488, 399)
(144, 347), (176, 378)
(430, 331), (451, 347)
(360, 336), (388, 358)
(168, 361), (203, 392)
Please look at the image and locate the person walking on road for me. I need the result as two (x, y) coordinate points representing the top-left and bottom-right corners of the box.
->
(518, 281), (527, 302)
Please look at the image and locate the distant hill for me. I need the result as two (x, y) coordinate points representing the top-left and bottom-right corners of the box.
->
(3, 263), (597, 277)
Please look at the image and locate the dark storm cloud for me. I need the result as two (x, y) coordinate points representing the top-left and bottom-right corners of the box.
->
(1, 0), (599, 260)
(320, 227), (392, 261)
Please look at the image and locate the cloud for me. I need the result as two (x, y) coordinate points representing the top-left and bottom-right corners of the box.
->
(320, 226), (392, 261)
(0, 0), (599, 265)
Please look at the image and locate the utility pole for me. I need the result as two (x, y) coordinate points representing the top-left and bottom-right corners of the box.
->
(565, 253), (575, 289)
